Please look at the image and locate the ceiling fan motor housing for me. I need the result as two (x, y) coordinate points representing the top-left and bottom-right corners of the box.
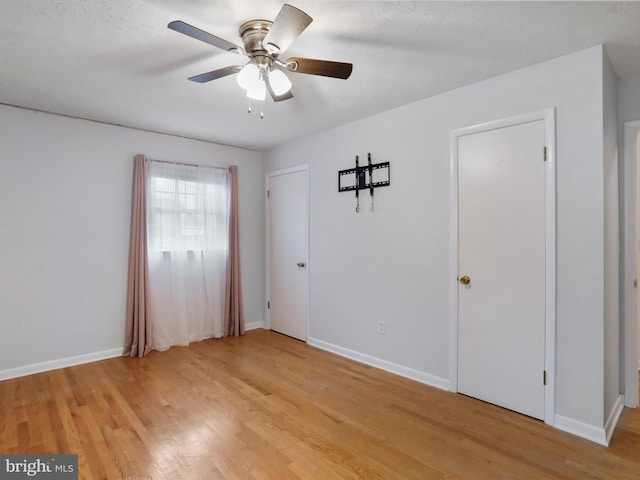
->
(239, 19), (278, 69)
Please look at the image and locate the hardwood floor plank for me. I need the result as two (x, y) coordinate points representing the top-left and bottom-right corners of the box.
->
(78, 402), (122, 479)
(38, 408), (57, 454)
(1, 329), (640, 479)
(54, 390), (88, 477)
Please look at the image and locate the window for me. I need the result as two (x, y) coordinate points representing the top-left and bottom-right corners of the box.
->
(147, 161), (228, 253)
(145, 160), (230, 350)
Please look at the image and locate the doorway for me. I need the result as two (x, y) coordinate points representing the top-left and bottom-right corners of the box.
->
(623, 120), (640, 408)
(449, 109), (556, 424)
(266, 166), (309, 341)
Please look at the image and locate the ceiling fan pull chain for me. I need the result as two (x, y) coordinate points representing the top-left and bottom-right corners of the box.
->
(260, 100), (264, 119)
(247, 97), (252, 114)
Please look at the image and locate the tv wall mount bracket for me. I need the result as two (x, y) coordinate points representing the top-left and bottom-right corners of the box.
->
(338, 153), (390, 212)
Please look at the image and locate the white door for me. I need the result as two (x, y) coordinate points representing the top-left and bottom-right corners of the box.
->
(457, 120), (546, 420)
(268, 168), (308, 341)
(623, 121), (640, 408)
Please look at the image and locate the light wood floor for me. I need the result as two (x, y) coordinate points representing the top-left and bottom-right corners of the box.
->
(1, 329), (639, 479)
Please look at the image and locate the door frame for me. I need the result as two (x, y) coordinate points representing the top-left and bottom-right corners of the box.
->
(265, 165), (310, 340)
(449, 108), (556, 425)
(623, 120), (640, 408)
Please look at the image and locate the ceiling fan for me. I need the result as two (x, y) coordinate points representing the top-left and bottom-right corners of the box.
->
(168, 4), (353, 115)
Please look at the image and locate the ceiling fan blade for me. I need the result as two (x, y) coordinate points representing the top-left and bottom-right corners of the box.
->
(263, 4), (312, 54)
(286, 57), (353, 79)
(265, 76), (294, 102)
(188, 66), (242, 83)
(168, 21), (245, 54)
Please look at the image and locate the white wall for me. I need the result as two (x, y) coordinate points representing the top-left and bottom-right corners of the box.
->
(265, 46), (609, 431)
(0, 105), (264, 377)
(602, 49), (620, 423)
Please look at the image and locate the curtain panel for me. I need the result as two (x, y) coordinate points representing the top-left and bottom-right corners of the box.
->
(224, 165), (245, 336)
(124, 154), (153, 357)
(124, 156), (244, 357)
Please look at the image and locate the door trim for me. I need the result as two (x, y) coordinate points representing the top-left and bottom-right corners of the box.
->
(265, 165), (310, 340)
(623, 120), (640, 408)
(449, 108), (556, 425)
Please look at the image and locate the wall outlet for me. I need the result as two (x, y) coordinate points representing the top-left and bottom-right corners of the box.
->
(377, 321), (385, 334)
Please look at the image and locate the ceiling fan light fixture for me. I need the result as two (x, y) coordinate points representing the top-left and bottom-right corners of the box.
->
(236, 63), (260, 91)
(268, 69), (292, 95)
(246, 78), (267, 101)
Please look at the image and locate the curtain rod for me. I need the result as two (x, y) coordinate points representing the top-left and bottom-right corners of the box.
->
(149, 158), (228, 171)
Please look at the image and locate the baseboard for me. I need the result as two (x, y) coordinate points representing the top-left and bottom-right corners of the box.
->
(245, 321), (266, 331)
(307, 337), (450, 391)
(604, 394), (625, 445)
(0, 347), (124, 382)
(1, 323), (267, 381)
(554, 414), (608, 446)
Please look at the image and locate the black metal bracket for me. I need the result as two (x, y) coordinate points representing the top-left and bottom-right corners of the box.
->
(338, 154), (390, 192)
(338, 153), (390, 212)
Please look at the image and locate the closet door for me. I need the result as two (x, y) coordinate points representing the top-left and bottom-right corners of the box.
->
(457, 120), (546, 420)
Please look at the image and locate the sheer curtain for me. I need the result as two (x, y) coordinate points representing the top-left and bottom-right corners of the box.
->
(146, 160), (229, 351)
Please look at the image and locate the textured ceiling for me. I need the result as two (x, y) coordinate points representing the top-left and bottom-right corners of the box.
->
(2, 1), (640, 150)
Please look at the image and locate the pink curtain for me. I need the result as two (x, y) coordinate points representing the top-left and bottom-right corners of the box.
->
(224, 165), (245, 336)
(124, 154), (153, 357)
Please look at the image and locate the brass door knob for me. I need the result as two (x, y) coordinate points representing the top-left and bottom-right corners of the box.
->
(459, 276), (471, 285)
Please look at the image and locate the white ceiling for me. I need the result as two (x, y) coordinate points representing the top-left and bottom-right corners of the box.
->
(2, 1), (640, 151)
